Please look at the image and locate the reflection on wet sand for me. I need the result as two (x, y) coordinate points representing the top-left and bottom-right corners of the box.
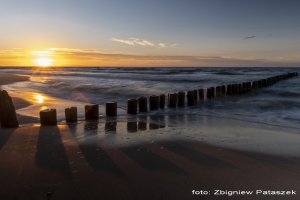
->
(127, 121), (138, 132)
(105, 121), (117, 133)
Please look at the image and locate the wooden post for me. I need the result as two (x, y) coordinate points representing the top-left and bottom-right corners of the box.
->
(216, 86), (222, 96)
(138, 96), (148, 112)
(106, 102), (117, 117)
(187, 91), (194, 106)
(85, 104), (99, 120)
(0, 90), (19, 128)
(221, 85), (226, 95)
(177, 91), (185, 107)
(127, 99), (138, 114)
(40, 109), (57, 126)
(232, 84), (238, 94)
(65, 107), (77, 123)
(159, 94), (166, 109)
(198, 89), (205, 100)
(149, 95), (159, 110)
(252, 81), (258, 89)
(226, 84), (233, 95)
(168, 93), (178, 108)
(193, 90), (198, 103)
(207, 87), (215, 99)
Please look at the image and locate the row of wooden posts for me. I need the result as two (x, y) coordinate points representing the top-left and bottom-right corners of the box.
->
(39, 72), (298, 126)
(0, 72), (298, 128)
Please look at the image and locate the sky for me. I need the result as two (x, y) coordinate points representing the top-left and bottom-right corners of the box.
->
(0, 0), (299, 67)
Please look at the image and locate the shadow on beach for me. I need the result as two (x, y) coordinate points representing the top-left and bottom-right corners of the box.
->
(35, 126), (71, 177)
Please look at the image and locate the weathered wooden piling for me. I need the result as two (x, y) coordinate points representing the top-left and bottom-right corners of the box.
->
(40, 109), (57, 126)
(85, 104), (99, 120)
(159, 94), (166, 109)
(127, 99), (138, 114)
(226, 84), (231, 95)
(106, 102), (117, 117)
(193, 90), (198, 103)
(187, 91), (195, 106)
(177, 91), (185, 107)
(238, 83), (243, 94)
(231, 84), (238, 95)
(216, 86), (222, 96)
(252, 81), (258, 89)
(246, 82), (252, 92)
(198, 89), (205, 100)
(0, 90), (19, 128)
(65, 107), (77, 123)
(207, 87), (215, 99)
(168, 93), (178, 108)
(138, 96), (148, 112)
(149, 95), (159, 110)
(221, 85), (226, 95)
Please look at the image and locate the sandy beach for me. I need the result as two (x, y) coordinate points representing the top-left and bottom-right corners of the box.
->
(0, 117), (299, 200)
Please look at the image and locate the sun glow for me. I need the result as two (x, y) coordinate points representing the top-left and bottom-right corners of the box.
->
(32, 50), (54, 67)
(34, 58), (53, 67)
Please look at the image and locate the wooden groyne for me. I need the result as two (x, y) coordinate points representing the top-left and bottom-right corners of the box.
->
(0, 72), (298, 127)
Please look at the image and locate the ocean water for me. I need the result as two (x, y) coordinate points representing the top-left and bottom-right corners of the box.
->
(1, 67), (300, 130)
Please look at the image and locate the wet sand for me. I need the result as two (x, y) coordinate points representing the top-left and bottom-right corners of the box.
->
(0, 73), (29, 86)
(0, 118), (299, 200)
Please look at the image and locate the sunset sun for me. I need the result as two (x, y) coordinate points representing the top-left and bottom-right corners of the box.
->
(34, 57), (53, 67)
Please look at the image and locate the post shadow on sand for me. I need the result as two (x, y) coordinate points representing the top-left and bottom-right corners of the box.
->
(157, 141), (233, 168)
(0, 128), (15, 150)
(120, 144), (183, 173)
(69, 121), (123, 177)
(36, 126), (71, 177)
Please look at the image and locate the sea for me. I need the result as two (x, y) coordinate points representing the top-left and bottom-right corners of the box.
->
(1, 67), (300, 131)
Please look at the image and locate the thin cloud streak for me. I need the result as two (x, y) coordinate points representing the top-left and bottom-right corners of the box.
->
(244, 35), (257, 39)
(112, 37), (174, 48)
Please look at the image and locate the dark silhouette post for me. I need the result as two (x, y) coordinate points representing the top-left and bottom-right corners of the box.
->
(127, 99), (138, 114)
(0, 90), (19, 128)
(177, 91), (185, 107)
(198, 89), (205, 100)
(221, 85), (226, 95)
(106, 102), (117, 117)
(138, 97), (148, 112)
(149, 95), (159, 110)
(207, 87), (215, 99)
(85, 104), (99, 120)
(168, 93), (178, 108)
(40, 109), (57, 126)
(65, 107), (77, 123)
(216, 86), (222, 96)
(187, 90), (194, 106)
(159, 94), (166, 109)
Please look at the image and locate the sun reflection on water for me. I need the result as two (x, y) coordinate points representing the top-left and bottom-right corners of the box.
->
(34, 94), (46, 104)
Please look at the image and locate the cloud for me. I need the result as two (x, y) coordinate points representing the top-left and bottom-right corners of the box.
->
(112, 37), (175, 48)
(243, 35), (257, 40)
(158, 43), (166, 48)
